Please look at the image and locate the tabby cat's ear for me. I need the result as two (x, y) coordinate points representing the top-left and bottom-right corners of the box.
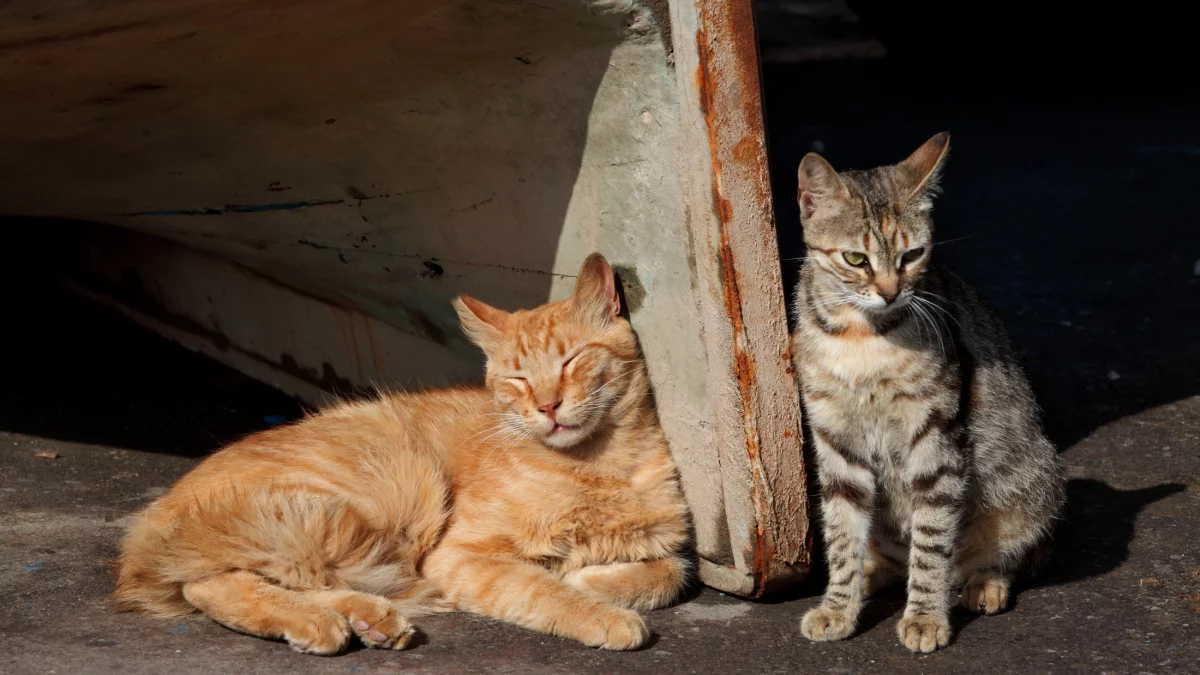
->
(571, 253), (621, 324)
(797, 153), (849, 220)
(453, 295), (508, 350)
(898, 132), (951, 210)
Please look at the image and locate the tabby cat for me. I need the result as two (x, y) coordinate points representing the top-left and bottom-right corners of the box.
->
(790, 133), (1065, 652)
(113, 253), (691, 654)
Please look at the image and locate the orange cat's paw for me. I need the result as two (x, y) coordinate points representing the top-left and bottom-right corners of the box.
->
(961, 571), (1010, 615)
(344, 598), (417, 650)
(897, 612), (950, 653)
(308, 590), (418, 650)
(592, 609), (649, 650)
(284, 609), (352, 655)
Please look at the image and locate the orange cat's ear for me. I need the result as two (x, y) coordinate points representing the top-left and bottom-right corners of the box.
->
(570, 253), (621, 323)
(453, 295), (508, 350)
(899, 131), (950, 206)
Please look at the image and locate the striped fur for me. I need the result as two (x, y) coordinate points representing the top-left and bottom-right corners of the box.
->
(113, 254), (691, 654)
(791, 134), (1065, 653)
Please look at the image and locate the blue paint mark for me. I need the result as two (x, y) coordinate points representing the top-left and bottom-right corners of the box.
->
(24, 560), (45, 572)
(263, 415), (288, 425)
(122, 207), (224, 216)
(167, 623), (189, 635)
(121, 199), (344, 217)
(346, 666), (364, 673)
(226, 199), (343, 213)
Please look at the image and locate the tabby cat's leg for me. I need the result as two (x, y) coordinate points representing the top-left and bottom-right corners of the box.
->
(562, 557), (689, 610)
(301, 590), (417, 650)
(182, 570), (351, 655)
(898, 427), (967, 653)
(800, 429), (876, 642)
(953, 511), (1045, 615)
(431, 549), (648, 650)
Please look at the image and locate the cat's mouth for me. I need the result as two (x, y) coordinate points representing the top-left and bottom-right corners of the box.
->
(550, 423), (582, 435)
(858, 294), (912, 314)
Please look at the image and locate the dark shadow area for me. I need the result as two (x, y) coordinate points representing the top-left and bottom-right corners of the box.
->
(758, 2), (1200, 454)
(1037, 478), (1188, 587)
(0, 243), (303, 457)
(845, 0), (1196, 85)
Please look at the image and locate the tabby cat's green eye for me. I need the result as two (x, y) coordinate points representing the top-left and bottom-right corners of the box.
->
(842, 251), (869, 267)
(901, 247), (926, 265)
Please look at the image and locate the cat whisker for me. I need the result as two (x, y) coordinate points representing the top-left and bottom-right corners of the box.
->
(915, 289), (961, 313)
(931, 233), (979, 246)
(590, 364), (646, 398)
(910, 300), (946, 358)
(913, 296), (960, 336)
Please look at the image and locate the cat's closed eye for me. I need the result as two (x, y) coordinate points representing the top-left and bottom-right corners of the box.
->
(561, 351), (582, 373)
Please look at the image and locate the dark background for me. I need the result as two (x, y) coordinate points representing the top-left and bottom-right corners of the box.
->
(756, 0), (1200, 451)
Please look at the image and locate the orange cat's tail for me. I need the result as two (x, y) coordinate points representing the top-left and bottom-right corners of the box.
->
(111, 487), (450, 618)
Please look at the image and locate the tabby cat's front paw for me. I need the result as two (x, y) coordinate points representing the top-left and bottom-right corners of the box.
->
(897, 612), (950, 653)
(589, 608), (649, 650)
(800, 605), (856, 642)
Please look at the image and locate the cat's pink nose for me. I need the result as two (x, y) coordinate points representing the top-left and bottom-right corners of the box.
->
(537, 400), (562, 420)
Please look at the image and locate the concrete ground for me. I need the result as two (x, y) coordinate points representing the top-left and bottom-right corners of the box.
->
(3, 52), (1200, 675)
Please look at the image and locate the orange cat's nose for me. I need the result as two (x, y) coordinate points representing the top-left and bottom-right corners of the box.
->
(537, 400), (562, 421)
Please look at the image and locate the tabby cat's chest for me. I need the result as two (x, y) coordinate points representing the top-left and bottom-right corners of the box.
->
(796, 326), (948, 453)
(799, 326), (937, 398)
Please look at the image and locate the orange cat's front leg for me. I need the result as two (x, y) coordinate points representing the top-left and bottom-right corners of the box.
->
(562, 557), (689, 610)
(182, 570), (351, 655)
(425, 546), (648, 650)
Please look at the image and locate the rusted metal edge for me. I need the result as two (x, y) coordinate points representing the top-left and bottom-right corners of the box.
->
(692, 0), (809, 597)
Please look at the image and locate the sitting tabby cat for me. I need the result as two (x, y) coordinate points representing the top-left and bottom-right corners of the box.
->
(113, 254), (691, 654)
(790, 133), (1064, 652)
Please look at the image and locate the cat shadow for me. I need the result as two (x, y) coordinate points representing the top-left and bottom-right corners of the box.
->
(1034, 478), (1187, 587)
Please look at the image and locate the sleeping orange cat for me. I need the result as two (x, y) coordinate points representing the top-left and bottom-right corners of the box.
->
(112, 253), (691, 654)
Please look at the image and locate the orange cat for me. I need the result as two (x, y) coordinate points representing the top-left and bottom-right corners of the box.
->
(112, 253), (692, 654)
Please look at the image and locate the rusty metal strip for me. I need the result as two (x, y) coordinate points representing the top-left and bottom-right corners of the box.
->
(693, 0), (809, 596)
